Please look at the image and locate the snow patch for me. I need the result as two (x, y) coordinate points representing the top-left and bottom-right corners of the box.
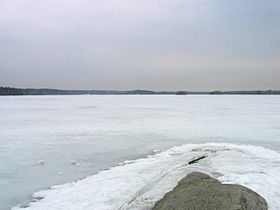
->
(12, 143), (280, 210)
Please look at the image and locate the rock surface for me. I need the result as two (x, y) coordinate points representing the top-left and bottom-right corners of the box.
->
(152, 172), (267, 210)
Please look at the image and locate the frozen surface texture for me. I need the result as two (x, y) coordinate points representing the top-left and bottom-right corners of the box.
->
(11, 144), (280, 210)
(1, 95), (280, 210)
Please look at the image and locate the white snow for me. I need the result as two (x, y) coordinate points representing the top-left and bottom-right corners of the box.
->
(1, 95), (280, 210)
(12, 143), (280, 210)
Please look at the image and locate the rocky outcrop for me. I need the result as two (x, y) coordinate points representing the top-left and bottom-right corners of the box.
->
(152, 172), (267, 210)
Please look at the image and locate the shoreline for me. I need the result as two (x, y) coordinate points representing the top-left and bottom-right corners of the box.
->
(1, 87), (280, 96)
(10, 143), (280, 210)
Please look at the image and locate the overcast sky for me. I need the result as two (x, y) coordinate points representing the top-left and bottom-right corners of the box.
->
(0, 0), (279, 91)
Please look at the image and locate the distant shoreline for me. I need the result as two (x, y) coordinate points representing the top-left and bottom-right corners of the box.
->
(1, 87), (280, 95)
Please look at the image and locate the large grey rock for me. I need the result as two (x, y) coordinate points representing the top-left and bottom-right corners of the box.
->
(152, 172), (267, 210)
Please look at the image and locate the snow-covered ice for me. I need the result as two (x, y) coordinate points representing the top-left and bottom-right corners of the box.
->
(11, 143), (280, 210)
(0, 95), (280, 210)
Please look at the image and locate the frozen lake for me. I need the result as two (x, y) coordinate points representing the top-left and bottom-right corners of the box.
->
(1, 95), (280, 210)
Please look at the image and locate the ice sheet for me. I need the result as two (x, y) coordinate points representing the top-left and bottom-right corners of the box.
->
(1, 95), (280, 210)
(12, 143), (280, 210)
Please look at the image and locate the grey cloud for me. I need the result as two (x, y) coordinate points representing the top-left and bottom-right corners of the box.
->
(0, 0), (279, 90)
